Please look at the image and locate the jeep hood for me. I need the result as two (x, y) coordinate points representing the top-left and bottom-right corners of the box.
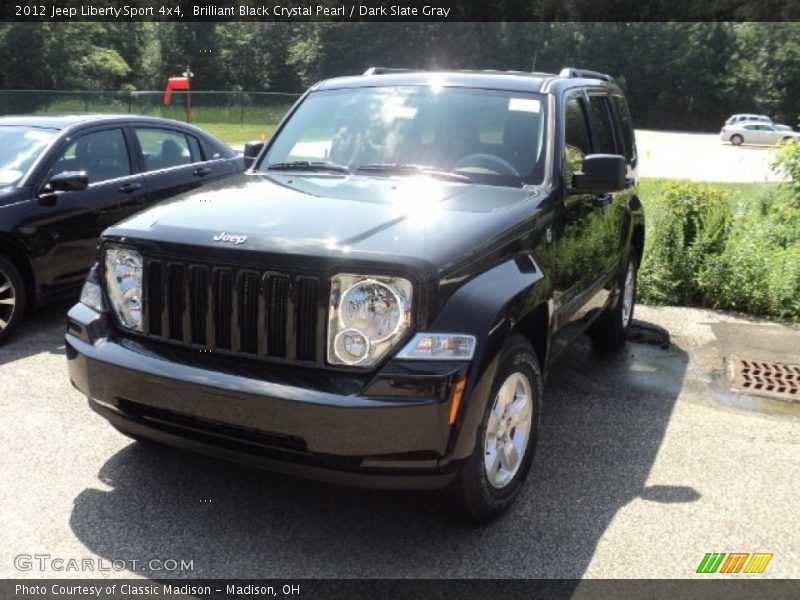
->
(105, 173), (547, 281)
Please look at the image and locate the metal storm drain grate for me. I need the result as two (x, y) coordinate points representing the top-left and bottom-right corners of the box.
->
(731, 358), (800, 402)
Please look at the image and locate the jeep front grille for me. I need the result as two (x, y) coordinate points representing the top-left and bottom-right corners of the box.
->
(142, 258), (323, 365)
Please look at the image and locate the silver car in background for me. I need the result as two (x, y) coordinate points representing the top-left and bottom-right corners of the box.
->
(721, 123), (800, 146)
(724, 113), (772, 126)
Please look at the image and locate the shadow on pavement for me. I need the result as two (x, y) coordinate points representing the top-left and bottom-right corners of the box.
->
(0, 302), (72, 365)
(69, 319), (694, 579)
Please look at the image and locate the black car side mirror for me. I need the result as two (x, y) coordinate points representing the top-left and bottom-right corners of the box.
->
(38, 171), (89, 206)
(570, 154), (626, 194)
(48, 171), (89, 192)
(243, 141), (264, 170)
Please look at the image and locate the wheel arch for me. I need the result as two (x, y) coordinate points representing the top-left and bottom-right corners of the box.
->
(0, 235), (36, 310)
(631, 220), (645, 266)
(428, 256), (552, 463)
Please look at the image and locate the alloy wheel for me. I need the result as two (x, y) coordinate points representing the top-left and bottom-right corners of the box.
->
(0, 267), (16, 333)
(484, 372), (534, 489)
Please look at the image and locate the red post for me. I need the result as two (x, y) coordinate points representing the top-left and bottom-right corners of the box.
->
(185, 64), (192, 123)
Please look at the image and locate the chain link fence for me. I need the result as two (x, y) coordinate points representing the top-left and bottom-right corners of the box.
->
(0, 90), (301, 126)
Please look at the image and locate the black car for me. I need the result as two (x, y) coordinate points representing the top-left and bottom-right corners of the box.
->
(0, 114), (242, 342)
(66, 68), (644, 522)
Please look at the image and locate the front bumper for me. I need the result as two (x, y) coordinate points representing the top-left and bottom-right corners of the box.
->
(66, 304), (472, 489)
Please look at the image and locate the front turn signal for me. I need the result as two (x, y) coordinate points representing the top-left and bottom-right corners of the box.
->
(449, 377), (467, 425)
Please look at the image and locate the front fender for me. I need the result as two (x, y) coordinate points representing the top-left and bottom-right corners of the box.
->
(428, 255), (550, 463)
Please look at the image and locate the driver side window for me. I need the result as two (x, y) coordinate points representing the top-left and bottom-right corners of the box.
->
(52, 129), (131, 185)
(564, 97), (591, 184)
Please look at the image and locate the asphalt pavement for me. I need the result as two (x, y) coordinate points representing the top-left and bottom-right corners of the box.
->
(1, 303), (798, 579)
(636, 130), (782, 183)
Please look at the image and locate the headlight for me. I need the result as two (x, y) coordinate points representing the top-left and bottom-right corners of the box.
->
(104, 246), (143, 332)
(79, 265), (106, 313)
(327, 274), (412, 367)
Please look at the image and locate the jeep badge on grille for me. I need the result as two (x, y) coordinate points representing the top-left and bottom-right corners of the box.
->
(213, 232), (248, 245)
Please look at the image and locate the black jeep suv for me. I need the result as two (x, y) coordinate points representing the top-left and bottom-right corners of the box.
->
(66, 67), (644, 522)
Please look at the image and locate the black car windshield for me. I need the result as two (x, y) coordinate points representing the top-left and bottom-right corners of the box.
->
(0, 126), (58, 186)
(262, 86), (548, 186)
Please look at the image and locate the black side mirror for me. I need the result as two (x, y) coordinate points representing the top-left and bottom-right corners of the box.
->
(571, 154), (626, 194)
(48, 171), (89, 192)
(243, 141), (264, 169)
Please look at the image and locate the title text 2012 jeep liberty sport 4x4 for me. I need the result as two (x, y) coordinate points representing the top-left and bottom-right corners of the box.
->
(66, 67), (644, 522)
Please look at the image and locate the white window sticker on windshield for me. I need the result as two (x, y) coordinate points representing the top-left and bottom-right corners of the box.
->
(508, 98), (541, 113)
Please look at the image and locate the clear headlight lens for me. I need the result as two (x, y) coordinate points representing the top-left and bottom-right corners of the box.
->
(80, 280), (105, 313)
(79, 265), (106, 313)
(103, 246), (143, 332)
(328, 274), (412, 367)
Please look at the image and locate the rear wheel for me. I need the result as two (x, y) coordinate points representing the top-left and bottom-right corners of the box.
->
(439, 334), (542, 524)
(730, 134), (744, 146)
(590, 255), (637, 352)
(0, 256), (25, 345)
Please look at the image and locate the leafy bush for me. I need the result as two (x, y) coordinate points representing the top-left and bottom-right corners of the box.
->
(772, 138), (800, 201)
(638, 183), (732, 306)
(638, 175), (800, 321)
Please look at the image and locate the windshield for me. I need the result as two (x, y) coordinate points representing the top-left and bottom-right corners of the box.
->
(262, 86), (548, 186)
(0, 126), (58, 186)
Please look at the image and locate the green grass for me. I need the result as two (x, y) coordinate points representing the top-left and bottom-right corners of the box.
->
(640, 178), (778, 215)
(195, 123), (276, 146)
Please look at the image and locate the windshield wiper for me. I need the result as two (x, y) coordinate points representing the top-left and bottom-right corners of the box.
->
(267, 161), (350, 174)
(355, 163), (471, 182)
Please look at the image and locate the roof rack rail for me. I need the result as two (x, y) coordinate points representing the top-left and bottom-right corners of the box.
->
(559, 68), (614, 82)
(362, 67), (421, 76)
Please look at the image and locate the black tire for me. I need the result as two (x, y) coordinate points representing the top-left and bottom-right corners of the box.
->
(730, 134), (744, 146)
(438, 334), (542, 524)
(590, 255), (638, 352)
(0, 255), (26, 345)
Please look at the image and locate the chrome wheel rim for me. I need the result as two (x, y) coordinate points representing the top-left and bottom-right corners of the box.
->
(0, 268), (16, 333)
(484, 372), (533, 489)
(621, 261), (635, 328)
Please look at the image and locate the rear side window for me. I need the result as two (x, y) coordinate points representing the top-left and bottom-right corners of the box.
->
(612, 96), (636, 163)
(187, 136), (204, 161)
(587, 95), (618, 154)
(564, 96), (591, 181)
(134, 128), (199, 171)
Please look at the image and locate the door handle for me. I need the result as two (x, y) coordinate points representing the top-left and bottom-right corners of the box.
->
(118, 182), (141, 193)
(592, 194), (612, 207)
(193, 166), (212, 177)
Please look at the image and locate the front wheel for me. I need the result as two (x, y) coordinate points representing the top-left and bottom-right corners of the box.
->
(590, 255), (637, 352)
(439, 334), (542, 524)
(730, 134), (744, 146)
(0, 256), (26, 345)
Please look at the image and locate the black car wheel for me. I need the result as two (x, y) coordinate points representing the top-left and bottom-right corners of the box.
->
(590, 255), (638, 352)
(0, 256), (25, 344)
(439, 334), (542, 524)
(730, 134), (744, 146)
